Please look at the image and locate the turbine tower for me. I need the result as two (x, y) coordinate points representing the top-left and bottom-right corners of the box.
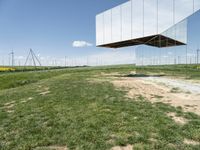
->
(9, 50), (14, 67)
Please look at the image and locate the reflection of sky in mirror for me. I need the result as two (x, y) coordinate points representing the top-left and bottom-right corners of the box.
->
(136, 10), (200, 65)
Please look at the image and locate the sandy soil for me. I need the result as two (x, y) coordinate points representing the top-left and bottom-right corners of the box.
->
(142, 77), (200, 94)
(184, 139), (200, 145)
(111, 145), (133, 150)
(166, 112), (188, 125)
(99, 73), (200, 115)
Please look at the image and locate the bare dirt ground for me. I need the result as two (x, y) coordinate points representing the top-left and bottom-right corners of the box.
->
(166, 112), (188, 125)
(96, 72), (200, 116)
(111, 145), (133, 150)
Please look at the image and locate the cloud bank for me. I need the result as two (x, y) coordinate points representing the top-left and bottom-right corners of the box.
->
(72, 41), (93, 48)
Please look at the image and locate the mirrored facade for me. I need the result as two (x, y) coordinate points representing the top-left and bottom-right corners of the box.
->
(96, 0), (200, 48)
(136, 10), (200, 66)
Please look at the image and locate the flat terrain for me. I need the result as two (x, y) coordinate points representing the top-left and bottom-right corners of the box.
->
(111, 74), (200, 115)
(0, 65), (200, 150)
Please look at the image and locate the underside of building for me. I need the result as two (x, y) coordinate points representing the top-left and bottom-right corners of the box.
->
(97, 34), (186, 48)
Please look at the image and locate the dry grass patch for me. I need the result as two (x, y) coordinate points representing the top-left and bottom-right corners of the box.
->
(6, 110), (14, 113)
(112, 78), (165, 100)
(28, 97), (33, 100)
(111, 145), (133, 150)
(184, 139), (200, 146)
(4, 101), (16, 107)
(4, 104), (15, 109)
(148, 138), (158, 143)
(3, 101), (16, 113)
(20, 97), (33, 103)
(39, 91), (51, 96)
(167, 112), (188, 125)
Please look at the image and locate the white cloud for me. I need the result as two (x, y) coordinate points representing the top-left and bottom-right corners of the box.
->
(15, 56), (25, 59)
(72, 41), (93, 48)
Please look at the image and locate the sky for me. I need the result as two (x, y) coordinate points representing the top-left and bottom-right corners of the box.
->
(0, 0), (135, 66)
(0, 0), (200, 66)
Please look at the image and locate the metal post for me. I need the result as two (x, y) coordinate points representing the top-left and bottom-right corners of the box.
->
(197, 49), (200, 65)
(65, 56), (66, 67)
(8, 51), (14, 67)
(11, 51), (14, 67)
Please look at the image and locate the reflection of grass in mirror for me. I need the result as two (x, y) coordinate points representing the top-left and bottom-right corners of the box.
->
(136, 64), (200, 80)
(0, 65), (200, 149)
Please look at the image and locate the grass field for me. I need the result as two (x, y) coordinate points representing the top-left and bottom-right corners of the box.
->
(136, 64), (200, 80)
(0, 65), (200, 150)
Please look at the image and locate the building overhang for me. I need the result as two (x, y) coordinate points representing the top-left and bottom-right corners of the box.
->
(97, 35), (186, 48)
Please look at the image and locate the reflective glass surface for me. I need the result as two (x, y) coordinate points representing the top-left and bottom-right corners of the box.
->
(144, 0), (157, 36)
(121, 1), (132, 41)
(104, 10), (112, 44)
(158, 0), (173, 33)
(112, 6), (121, 42)
(194, 0), (200, 12)
(175, 0), (193, 24)
(162, 19), (187, 44)
(175, 19), (187, 43)
(132, 0), (143, 39)
(96, 0), (200, 46)
(96, 14), (104, 45)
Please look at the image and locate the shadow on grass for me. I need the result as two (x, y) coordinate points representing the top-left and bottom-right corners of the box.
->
(111, 73), (165, 78)
(123, 74), (165, 78)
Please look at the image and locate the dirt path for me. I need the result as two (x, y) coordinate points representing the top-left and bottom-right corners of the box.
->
(109, 74), (200, 115)
(142, 77), (200, 94)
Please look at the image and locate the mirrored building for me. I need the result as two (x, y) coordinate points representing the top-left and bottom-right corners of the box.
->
(136, 10), (200, 66)
(96, 0), (200, 49)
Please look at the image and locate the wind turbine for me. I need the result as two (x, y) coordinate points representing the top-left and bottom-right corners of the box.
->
(8, 50), (14, 67)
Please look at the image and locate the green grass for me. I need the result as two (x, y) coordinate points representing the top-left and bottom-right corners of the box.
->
(0, 69), (68, 90)
(0, 65), (134, 90)
(136, 64), (200, 80)
(0, 65), (200, 149)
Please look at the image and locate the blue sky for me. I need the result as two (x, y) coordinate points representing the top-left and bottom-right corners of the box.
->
(0, 0), (135, 66)
(0, 0), (199, 66)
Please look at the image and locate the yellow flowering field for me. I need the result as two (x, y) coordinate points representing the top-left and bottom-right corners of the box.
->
(0, 67), (15, 72)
